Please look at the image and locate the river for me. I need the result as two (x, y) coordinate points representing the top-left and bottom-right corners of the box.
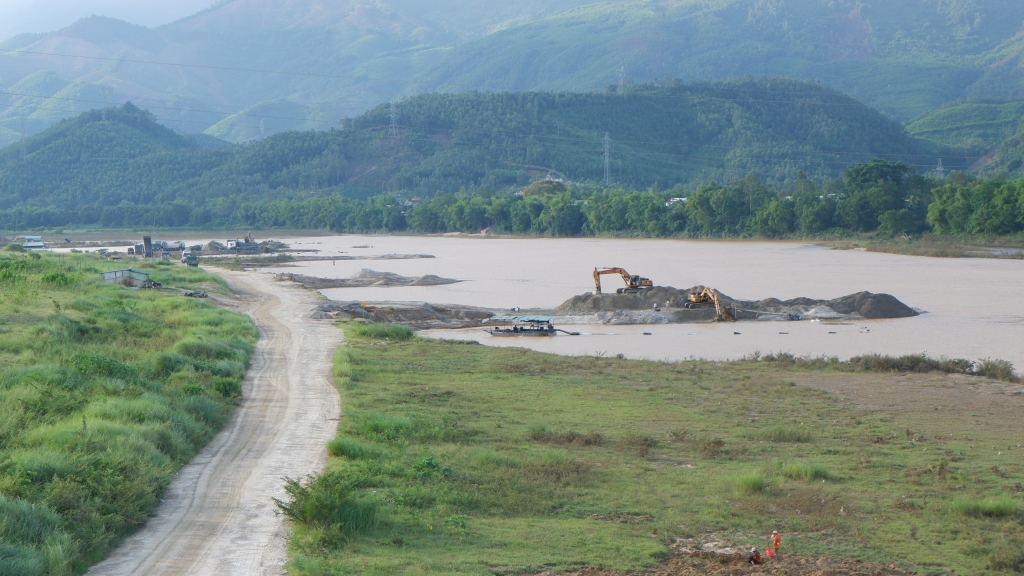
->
(252, 235), (1024, 369)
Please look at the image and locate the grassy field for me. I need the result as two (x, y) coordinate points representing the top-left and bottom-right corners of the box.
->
(281, 325), (1024, 575)
(0, 247), (256, 575)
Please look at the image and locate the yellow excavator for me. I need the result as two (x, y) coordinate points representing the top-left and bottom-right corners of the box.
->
(593, 267), (654, 294)
(686, 287), (735, 322)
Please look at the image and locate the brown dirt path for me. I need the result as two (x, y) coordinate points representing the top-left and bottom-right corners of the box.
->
(88, 271), (341, 576)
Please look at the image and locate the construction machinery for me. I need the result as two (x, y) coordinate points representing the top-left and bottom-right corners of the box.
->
(593, 267), (654, 294)
(686, 287), (735, 322)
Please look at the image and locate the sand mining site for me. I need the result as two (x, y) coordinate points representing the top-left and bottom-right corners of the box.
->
(289, 273), (919, 329)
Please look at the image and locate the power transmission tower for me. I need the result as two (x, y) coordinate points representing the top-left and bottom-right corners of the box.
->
(934, 159), (946, 179)
(101, 85), (113, 120)
(388, 101), (399, 138)
(604, 132), (611, 187)
(618, 67), (626, 93)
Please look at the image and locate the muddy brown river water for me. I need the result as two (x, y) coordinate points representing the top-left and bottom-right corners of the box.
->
(252, 235), (1024, 369)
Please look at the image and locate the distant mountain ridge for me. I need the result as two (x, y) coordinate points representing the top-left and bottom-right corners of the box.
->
(3, 0), (1024, 149)
(0, 79), (960, 229)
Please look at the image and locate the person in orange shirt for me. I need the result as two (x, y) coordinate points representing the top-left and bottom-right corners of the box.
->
(771, 530), (782, 558)
(748, 548), (762, 565)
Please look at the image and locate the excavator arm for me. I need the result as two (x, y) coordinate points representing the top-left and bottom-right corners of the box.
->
(688, 287), (734, 322)
(593, 267), (652, 294)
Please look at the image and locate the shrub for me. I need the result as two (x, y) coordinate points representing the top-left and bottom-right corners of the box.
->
(949, 497), (1021, 518)
(327, 437), (383, 459)
(40, 272), (73, 287)
(757, 426), (813, 443)
(975, 358), (1021, 383)
(351, 323), (414, 341)
(782, 462), (830, 481)
(734, 473), (767, 494)
(275, 472), (382, 534)
(618, 433), (659, 457)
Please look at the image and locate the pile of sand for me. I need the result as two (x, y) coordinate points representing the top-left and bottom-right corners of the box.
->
(283, 269), (461, 289)
(559, 286), (918, 320)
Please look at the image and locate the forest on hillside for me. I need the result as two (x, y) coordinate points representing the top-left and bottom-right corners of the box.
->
(0, 80), (964, 225)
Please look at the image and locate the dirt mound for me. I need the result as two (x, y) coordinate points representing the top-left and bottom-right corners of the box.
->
(280, 269), (461, 289)
(316, 301), (491, 329)
(555, 552), (913, 576)
(824, 291), (917, 319)
(558, 286), (917, 321)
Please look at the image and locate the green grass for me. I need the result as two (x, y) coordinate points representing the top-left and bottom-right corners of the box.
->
(950, 497), (1022, 519)
(280, 328), (1024, 574)
(733, 473), (768, 494)
(0, 251), (256, 575)
(781, 462), (831, 481)
(350, 323), (414, 341)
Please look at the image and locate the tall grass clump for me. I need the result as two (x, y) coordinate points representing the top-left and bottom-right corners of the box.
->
(327, 436), (383, 459)
(757, 426), (813, 443)
(782, 461), (831, 481)
(351, 323), (414, 340)
(950, 497), (1022, 518)
(346, 411), (412, 441)
(733, 472), (768, 494)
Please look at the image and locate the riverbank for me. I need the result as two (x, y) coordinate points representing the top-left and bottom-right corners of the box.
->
(0, 249), (256, 574)
(826, 234), (1024, 259)
(282, 326), (1024, 575)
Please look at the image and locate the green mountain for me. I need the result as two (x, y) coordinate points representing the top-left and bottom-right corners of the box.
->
(907, 100), (1024, 154)
(423, 0), (1024, 121)
(0, 79), (956, 228)
(4, 0), (1024, 146)
(0, 0), (611, 147)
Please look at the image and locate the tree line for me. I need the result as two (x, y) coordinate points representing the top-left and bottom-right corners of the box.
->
(7, 160), (1018, 239)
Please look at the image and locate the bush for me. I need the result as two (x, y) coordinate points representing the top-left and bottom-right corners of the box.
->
(274, 472), (382, 534)
(734, 473), (767, 494)
(351, 323), (414, 340)
(975, 358), (1020, 383)
(327, 437), (383, 459)
(782, 462), (830, 481)
(949, 497), (1021, 518)
(40, 271), (73, 287)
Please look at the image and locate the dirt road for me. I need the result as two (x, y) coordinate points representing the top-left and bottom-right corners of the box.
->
(88, 270), (342, 576)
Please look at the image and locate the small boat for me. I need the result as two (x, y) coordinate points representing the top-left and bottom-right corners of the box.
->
(484, 315), (578, 337)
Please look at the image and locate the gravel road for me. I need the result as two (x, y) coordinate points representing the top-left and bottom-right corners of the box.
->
(88, 270), (342, 576)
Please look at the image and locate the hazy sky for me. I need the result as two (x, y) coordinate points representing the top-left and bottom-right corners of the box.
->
(0, 0), (215, 40)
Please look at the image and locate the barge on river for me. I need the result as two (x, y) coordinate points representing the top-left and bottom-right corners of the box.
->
(485, 315), (579, 337)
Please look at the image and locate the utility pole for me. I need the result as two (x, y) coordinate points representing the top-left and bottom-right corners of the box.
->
(388, 101), (399, 138)
(604, 132), (611, 187)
